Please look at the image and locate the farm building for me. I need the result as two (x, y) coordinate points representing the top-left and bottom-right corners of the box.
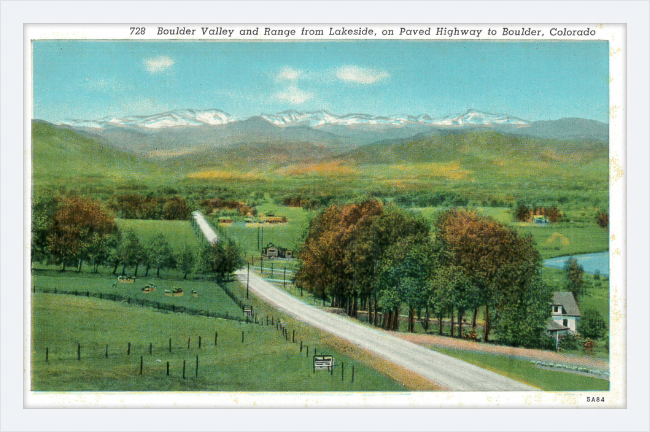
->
(218, 217), (233, 224)
(546, 291), (581, 341)
(262, 242), (293, 259)
(532, 215), (548, 225)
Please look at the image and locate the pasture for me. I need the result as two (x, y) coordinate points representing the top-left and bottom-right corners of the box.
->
(32, 271), (244, 318)
(116, 219), (201, 252)
(31, 293), (407, 392)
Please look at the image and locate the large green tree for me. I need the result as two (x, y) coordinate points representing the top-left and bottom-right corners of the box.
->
(564, 257), (586, 302)
(147, 233), (175, 277)
(434, 209), (543, 342)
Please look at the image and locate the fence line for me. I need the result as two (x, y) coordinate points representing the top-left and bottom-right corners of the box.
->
(34, 287), (252, 324)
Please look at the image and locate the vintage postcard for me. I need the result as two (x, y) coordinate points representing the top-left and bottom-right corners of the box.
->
(23, 22), (625, 410)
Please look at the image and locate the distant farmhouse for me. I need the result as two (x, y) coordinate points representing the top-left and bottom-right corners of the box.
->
(532, 215), (548, 225)
(546, 292), (581, 342)
(262, 242), (294, 259)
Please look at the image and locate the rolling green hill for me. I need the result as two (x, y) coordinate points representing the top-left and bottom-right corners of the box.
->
(336, 129), (608, 166)
(31, 120), (167, 187)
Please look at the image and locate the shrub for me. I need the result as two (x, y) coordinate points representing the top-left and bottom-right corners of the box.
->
(579, 309), (607, 340)
(559, 334), (580, 351)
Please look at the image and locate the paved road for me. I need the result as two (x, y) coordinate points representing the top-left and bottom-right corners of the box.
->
(235, 270), (536, 391)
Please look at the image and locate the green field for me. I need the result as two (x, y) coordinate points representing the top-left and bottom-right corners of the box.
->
(433, 348), (609, 391)
(32, 293), (405, 391)
(32, 270), (244, 318)
(116, 219), (201, 252)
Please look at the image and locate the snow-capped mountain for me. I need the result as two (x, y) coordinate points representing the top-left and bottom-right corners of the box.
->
(436, 109), (529, 126)
(57, 109), (529, 130)
(59, 109), (239, 129)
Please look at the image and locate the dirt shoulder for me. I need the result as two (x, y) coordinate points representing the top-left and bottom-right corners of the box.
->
(392, 332), (609, 372)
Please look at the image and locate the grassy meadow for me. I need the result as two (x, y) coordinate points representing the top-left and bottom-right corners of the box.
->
(116, 219), (201, 252)
(32, 293), (406, 392)
(433, 348), (609, 391)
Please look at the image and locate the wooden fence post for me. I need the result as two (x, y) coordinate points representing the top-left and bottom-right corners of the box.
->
(292, 330), (295, 343)
(128, 342), (131, 355)
(46, 347), (48, 362)
(169, 338), (172, 353)
(105, 344), (109, 358)
(188, 337), (191, 350)
(166, 361), (170, 376)
(195, 354), (199, 378)
(351, 365), (355, 383)
(215, 332), (218, 346)
(198, 336), (201, 349)
(306, 346), (309, 357)
(300, 341), (303, 352)
(341, 362), (344, 380)
(183, 360), (186, 379)
(140, 356), (143, 375)
(149, 343), (152, 355)
(77, 343), (81, 360)
(241, 331), (244, 343)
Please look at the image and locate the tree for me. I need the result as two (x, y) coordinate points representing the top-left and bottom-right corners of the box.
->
(435, 209), (542, 342)
(378, 237), (434, 332)
(195, 240), (244, 281)
(564, 257), (585, 301)
(32, 192), (60, 265)
(45, 195), (116, 271)
(117, 230), (145, 276)
(295, 200), (431, 322)
(163, 196), (190, 220)
(579, 309), (607, 340)
(595, 211), (609, 229)
(177, 246), (196, 279)
(493, 276), (552, 348)
(514, 203), (530, 222)
(148, 234), (175, 277)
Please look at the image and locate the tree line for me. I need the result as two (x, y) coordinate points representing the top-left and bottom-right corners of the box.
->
(32, 194), (243, 279)
(294, 200), (552, 348)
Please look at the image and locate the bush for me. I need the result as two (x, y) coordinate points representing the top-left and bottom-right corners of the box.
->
(558, 334), (580, 351)
(538, 335), (558, 351)
(579, 309), (607, 340)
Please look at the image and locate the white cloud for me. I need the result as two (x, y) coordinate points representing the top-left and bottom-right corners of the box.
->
(335, 66), (390, 84)
(276, 67), (302, 81)
(274, 86), (314, 105)
(144, 56), (175, 73)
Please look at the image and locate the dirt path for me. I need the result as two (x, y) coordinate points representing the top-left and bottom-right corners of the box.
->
(393, 332), (609, 372)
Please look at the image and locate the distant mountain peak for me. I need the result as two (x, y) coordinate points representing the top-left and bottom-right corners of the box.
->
(56, 108), (536, 130)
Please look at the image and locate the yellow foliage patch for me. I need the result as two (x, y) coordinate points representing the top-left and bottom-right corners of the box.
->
(386, 162), (471, 180)
(546, 232), (570, 246)
(186, 170), (261, 180)
(276, 160), (357, 176)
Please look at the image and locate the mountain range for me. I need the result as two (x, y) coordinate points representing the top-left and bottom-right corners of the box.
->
(52, 109), (608, 163)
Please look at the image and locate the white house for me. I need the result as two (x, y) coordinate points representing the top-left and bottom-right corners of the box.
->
(546, 292), (581, 341)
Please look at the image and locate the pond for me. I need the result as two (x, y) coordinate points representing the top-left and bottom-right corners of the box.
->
(543, 252), (610, 276)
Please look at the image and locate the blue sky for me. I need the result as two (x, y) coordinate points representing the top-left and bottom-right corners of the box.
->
(33, 40), (609, 123)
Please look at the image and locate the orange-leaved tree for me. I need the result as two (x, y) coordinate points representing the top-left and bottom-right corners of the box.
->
(46, 195), (117, 271)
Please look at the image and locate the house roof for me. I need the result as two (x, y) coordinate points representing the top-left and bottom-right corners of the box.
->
(546, 320), (570, 332)
(552, 292), (581, 316)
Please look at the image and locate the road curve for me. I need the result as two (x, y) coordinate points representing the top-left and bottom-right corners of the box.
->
(235, 270), (536, 392)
